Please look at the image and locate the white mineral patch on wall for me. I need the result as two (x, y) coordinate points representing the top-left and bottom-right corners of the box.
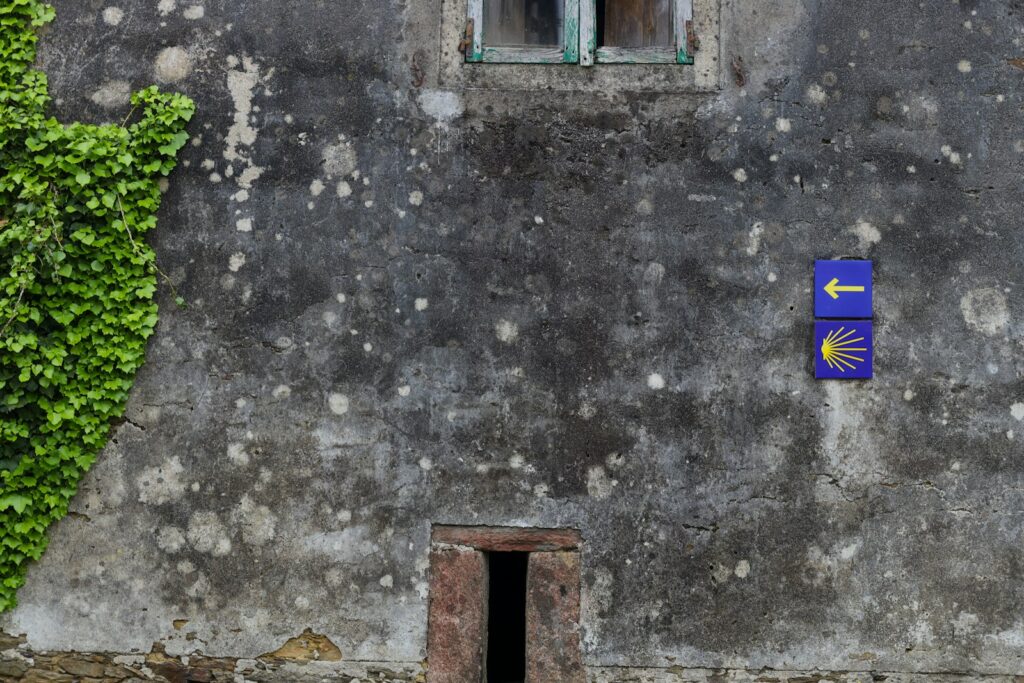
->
(322, 140), (358, 178)
(806, 83), (828, 105)
(418, 90), (463, 123)
(495, 319), (518, 344)
(233, 495), (277, 546)
(328, 393), (350, 415)
(745, 222), (763, 256)
(90, 80), (131, 109)
(587, 466), (613, 499)
(223, 53), (267, 260)
(187, 512), (232, 556)
(960, 288), (1009, 336)
(136, 457), (186, 505)
(154, 46), (191, 83)
(102, 7), (124, 25)
(157, 526), (185, 553)
(227, 442), (249, 466)
(850, 220), (881, 249)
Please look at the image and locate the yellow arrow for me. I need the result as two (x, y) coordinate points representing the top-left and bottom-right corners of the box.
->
(824, 277), (865, 300)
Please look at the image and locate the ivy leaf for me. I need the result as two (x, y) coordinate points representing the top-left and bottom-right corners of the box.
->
(0, 496), (31, 515)
(158, 130), (190, 156)
(50, 310), (73, 325)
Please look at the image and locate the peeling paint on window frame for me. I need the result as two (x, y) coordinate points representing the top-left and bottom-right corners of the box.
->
(465, 0), (581, 64)
(464, 0), (694, 65)
(586, 0), (695, 65)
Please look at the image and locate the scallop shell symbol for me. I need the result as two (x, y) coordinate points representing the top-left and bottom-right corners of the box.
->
(820, 326), (868, 373)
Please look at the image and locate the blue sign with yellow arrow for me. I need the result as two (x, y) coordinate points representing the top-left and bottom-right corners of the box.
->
(815, 320), (873, 379)
(814, 260), (872, 319)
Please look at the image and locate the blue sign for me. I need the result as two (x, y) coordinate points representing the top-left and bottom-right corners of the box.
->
(815, 321), (873, 379)
(815, 260), (872, 319)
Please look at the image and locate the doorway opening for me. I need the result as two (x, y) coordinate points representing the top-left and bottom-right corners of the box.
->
(486, 551), (528, 682)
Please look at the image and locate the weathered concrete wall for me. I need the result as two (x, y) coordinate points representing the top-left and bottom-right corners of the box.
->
(3, 0), (1024, 678)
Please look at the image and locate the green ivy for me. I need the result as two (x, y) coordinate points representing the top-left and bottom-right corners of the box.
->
(0, 0), (194, 611)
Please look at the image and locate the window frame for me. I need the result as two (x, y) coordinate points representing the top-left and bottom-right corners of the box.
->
(464, 0), (694, 65)
(465, 0), (581, 64)
(583, 0), (694, 65)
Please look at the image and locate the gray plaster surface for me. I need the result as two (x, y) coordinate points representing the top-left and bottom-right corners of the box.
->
(3, 0), (1024, 675)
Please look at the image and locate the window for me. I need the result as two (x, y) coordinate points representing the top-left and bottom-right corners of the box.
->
(464, 0), (695, 65)
(466, 0), (580, 64)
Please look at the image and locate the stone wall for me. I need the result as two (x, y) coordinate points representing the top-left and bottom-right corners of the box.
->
(3, 0), (1024, 677)
(7, 635), (1024, 683)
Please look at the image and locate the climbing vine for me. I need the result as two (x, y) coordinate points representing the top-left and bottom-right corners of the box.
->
(0, 0), (194, 610)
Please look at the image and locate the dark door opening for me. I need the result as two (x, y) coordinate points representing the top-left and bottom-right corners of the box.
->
(486, 551), (529, 682)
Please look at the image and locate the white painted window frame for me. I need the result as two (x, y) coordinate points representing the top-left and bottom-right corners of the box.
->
(464, 0), (694, 65)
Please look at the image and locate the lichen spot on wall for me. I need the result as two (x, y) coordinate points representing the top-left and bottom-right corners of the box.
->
(136, 457), (187, 505)
(154, 46), (192, 83)
(960, 288), (1009, 336)
(101, 7), (123, 26)
(328, 393), (350, 415)
(495, 320), (519, 344)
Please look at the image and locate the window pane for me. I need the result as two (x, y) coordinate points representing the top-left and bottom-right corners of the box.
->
(483, 0), (565, 48)
(598, 0), (673, 48)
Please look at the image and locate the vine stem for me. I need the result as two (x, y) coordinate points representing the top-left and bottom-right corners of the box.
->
(119, 104), (138, 129)
(0, 284), (26, 339)
(0, 218), (25, 339)
(115, 194), (183, 304)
